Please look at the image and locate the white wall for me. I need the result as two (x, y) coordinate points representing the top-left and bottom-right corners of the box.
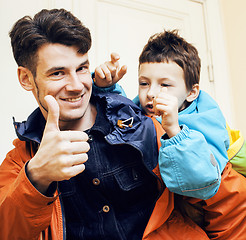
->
(220, 0), (246, 136)
(0, 1), (47, 161)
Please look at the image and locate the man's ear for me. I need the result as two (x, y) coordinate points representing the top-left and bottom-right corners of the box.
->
(17, 66), (34, 91)
(186, 84), (199, 102)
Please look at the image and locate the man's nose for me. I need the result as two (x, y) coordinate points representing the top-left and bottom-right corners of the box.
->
(66, 73), (83, 91)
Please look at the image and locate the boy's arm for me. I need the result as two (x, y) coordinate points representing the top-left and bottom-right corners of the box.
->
(158, 124), (221, 199)
(155, 90), (230, 200)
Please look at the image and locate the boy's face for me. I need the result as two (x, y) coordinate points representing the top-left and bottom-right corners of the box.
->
(138, 61), (190, 116)
(27, 43), (93, 125)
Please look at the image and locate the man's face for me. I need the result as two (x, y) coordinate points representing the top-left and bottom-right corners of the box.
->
(31, 43), (92, 125)
(138, 61), (190, 116)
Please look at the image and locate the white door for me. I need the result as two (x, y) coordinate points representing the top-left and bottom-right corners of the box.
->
(92, 0), (214, 99)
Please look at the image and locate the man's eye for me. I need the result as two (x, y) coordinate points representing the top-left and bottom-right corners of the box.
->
(77, 66), (89, 73)
(52, 71), (63, 77)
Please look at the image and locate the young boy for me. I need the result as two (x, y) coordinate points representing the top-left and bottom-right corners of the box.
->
(94, 30), (246, 239)
(94, 30), (229, 200)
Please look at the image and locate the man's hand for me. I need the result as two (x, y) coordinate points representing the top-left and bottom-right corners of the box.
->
(94, 52), (127, 87)
(27, 95), (90, 194)
(154, 88), (181, 138)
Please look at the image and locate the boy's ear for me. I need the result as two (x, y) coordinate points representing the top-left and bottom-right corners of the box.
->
(186, 84), (199, 102)
(17, 66), (34, 91)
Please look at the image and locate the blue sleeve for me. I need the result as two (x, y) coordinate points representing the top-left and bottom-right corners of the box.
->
(159, 124), (221, 200)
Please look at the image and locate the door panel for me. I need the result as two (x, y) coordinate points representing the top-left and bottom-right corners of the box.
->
(94, 0), (212, 99)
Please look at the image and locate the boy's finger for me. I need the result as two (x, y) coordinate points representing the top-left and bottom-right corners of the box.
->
(101, 64), (112, 82)
(116, 65), (127, 81)
(161, 87), (168, 93)
(95, 66), (106, 79)
(110, 52), (120, 64)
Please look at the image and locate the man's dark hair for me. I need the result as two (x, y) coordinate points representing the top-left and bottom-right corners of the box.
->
(9, 8), (92, 77)
(139, 30), (201, 90)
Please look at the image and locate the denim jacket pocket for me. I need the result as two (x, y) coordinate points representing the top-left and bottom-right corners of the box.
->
(114, 165), (147, 191)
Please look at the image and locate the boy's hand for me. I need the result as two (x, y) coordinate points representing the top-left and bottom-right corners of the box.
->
(94, 52), (127, 87)
(154, 88), (181, 138)
(26, 95), (90, 194)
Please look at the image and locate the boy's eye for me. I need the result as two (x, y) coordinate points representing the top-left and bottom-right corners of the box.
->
(161, 83), (170, 87)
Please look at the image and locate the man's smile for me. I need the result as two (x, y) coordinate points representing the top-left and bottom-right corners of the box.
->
(61, 95), (83, 102)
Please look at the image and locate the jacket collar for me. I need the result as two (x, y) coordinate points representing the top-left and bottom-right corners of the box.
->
(13, 108), (45, 144)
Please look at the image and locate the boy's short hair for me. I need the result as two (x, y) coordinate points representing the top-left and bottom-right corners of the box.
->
(9, 8), (91, 77)
(139, 30), (201, 90)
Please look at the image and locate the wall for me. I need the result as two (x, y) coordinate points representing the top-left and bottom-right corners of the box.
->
(219, 0), (246, 135)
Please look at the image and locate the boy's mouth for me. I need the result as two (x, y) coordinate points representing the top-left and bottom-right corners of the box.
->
(146, 103), (155, 113)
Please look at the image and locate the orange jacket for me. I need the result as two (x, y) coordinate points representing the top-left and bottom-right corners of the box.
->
(0, 124), (209, 239)
(1, 118), (245, 239)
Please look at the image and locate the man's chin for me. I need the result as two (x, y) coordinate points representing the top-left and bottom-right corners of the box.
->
(59, 115), (83, 122)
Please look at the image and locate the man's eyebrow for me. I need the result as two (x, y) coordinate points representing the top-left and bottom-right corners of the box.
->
(45, 60), (90, 75)
(45, 67), (65, 75)
(77, 60), (89, 68)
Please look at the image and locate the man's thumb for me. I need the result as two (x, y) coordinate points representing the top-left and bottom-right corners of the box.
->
(44, 95), (60, 132)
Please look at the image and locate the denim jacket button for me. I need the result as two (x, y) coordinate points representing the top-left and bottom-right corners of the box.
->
(103, 205), (110, 213)
(88, 135), (94, 143)
(92, 178), (100, 185)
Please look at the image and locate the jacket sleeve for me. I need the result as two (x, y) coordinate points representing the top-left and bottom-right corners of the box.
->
(159, 124), (221, 199)
(0, 140), (57, 240)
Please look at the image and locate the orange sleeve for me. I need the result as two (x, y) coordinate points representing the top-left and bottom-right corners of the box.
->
(0, 140), (57, 240)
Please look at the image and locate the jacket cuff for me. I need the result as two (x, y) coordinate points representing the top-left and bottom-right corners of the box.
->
(161, 124), (188, 146)
(14, 162), (59, 207)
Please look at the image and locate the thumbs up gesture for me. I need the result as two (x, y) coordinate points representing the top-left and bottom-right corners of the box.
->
(153, 88), (181, 138)
(26, 95), (90, 194)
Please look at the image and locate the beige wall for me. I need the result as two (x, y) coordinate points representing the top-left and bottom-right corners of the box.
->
(220, 0), (246, 136)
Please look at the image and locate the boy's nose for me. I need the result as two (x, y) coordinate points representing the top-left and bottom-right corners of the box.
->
(147, 86), (158, 99)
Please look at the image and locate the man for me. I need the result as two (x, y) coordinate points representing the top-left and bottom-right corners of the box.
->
(0, 8), (211, 240)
